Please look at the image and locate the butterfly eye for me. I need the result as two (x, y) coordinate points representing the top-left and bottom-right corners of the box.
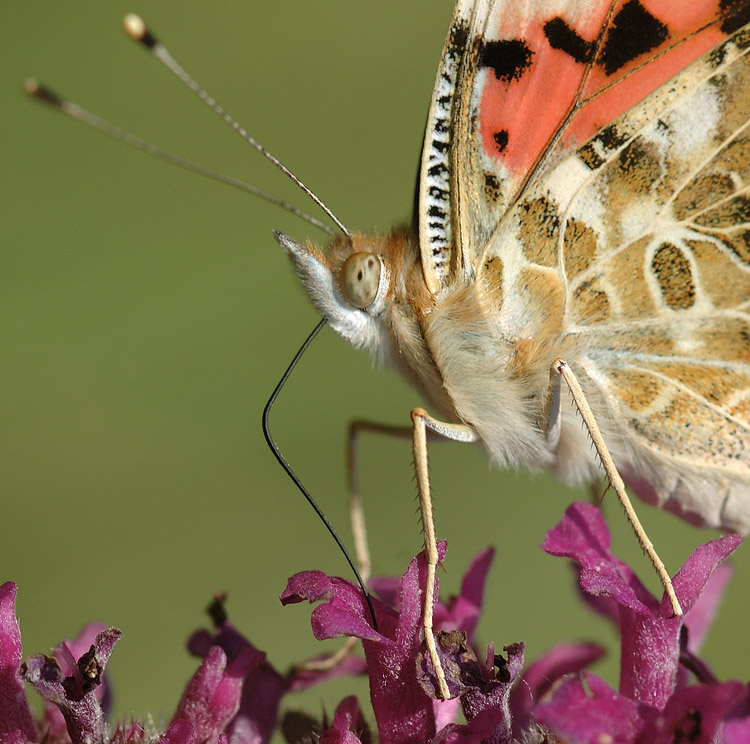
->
(339, 251), (383, 309)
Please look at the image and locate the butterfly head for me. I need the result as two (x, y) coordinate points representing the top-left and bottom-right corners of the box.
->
(274, 230), (404, 363)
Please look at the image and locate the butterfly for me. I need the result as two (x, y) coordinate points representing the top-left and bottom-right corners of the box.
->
(26, 0), (750, 700)
(273, 0), (750, 695)
(280, 0), (750, 530)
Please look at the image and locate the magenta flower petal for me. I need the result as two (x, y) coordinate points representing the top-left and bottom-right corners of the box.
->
(431, 708), (505, 744)
(639, 681), (746, 743)
(288, 654), (368, 691)
(535, 671), (650, 743)
(188, 594), (368, 744)
(158, 720), (196, 744)
(23, 627), (121, 744)
(44, 622), (110, 736)
(542, 502), (681, 706)
(0, 582), (37, 744)
(228, 652), (287, 744)
(663, 534), (742, 617)
(542, 502), (656, 614)
(172, 645), (260, 744)
(458, 642), (525, 744)
(542, 502), (744, 709)
(187, 603), (285, 744)
(723, 717), (750, 744)
(282, 544), (450, 744)
(509, 641), (604, 737)
(681, 562), (733, 654)
(319, 696), (370, 744)
(367, 576), (399, 609)
(281, 572), (386, 643)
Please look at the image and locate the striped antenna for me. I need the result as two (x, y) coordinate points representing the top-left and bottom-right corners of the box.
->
(121, 13), (351, 240)
(24, 80), (336, 237)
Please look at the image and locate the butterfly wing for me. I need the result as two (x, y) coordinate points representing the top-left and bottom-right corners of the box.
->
(471, 5), (750, 530)
(418, 0), (750, 293)
(551, 21), (750, 531)
(416, 0), (750, 530)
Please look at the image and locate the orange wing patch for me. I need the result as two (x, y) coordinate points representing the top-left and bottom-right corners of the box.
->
(476, 0), (750, 206)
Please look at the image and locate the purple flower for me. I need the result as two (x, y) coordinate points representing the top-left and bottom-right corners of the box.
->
(536, 501), (748, 743)
(23, 626), (121, 744)
(2, 585), (364, 744)
(2, 501), (747, 744)
(42, 622), (111, 737)
(320, 696), (371, 744)
(281, 543), (597, 744)
(186, 593), (367, 744)
(281, 544), (447, 744)
(0, 582), (36, 744)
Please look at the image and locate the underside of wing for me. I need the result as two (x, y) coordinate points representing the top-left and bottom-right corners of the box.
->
(419, 0), (750, 293)
(498, 20), (750, 530)
(418, 0), (489, 292)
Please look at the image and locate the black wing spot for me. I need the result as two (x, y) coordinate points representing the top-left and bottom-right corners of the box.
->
(493, 130), (509, 153)
(480, 39), (533, 82)
(578, 143), (604, 170)
(449, 22), (470, 55)
(651, 243), (696, 310)
(484, 172), (502, 202)
(543, 17), (595, 63)
(597, 124), (630, 150)
(720, 0), (750, 34)
(600, 0), (668, 76)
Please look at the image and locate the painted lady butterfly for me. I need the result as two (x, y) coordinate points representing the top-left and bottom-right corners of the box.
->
(281, 3), (750, 531)
(22, 0), (750, 700)
(275, 0), (750, 694)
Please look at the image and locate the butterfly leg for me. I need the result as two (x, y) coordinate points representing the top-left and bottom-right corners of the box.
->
(549, 359), (683, 617)
(411, 407), (479, 699)
(298, 420), (418, 674)
(347, 420), (416, 585)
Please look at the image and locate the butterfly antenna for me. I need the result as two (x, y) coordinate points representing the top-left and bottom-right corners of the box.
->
(262, 319), (378, 630)
(121, 13), (351, 241)
(23, 84), (335, 237)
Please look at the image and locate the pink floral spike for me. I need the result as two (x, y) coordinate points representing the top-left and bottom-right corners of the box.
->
(171, 644), (260, 744)
(319, 695), (371, 744)
(158, 720), (195, 744)
(0, 582), (37, 744)
(538, 501), (746, 742)
(2, 503), (747, 743)
(43, 622), (109, 737)
(543, 501), (741, 708)
(23, 627), (121, 744)
(281, 543), (449, 744)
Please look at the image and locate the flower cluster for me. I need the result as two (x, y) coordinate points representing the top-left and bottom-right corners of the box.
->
(2, 502), (748, 743)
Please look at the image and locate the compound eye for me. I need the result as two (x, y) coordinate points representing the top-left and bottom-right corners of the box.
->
(340, 251), (382, 309)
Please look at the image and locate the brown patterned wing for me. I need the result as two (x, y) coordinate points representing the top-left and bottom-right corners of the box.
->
(566, 22), (750, 530)
(418, 0), (750, 294)
(488, 20), (750, 530)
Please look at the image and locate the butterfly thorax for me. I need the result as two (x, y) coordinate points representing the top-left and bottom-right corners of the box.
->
(278, 227), (589, 474)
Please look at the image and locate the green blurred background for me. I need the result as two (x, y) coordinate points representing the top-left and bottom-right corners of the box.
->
(3, 0), (748, 727)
